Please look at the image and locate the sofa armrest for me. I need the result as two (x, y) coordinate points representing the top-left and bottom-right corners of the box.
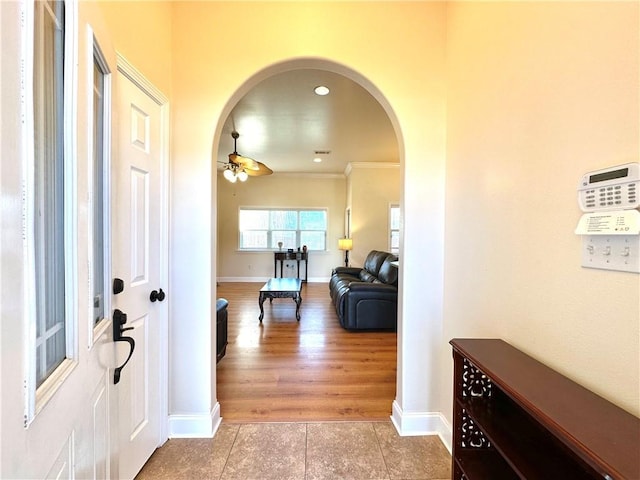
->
(332, 266), (362, 276)
(342, 282), (397, 330)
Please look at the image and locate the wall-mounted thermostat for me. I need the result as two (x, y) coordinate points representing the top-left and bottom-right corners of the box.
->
(578, 162), (639, 212)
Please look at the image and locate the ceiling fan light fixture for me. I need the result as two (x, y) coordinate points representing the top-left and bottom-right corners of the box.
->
(314, 85), (330, 96)
(237, 170), (248, 182)
(223, 168), (237, 182)
(313, 157), (322, 163)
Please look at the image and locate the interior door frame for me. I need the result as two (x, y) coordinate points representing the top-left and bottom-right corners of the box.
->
(115, 52), (170, 445)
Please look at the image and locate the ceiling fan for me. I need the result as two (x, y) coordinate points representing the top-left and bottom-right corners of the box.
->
(221, 131), (273, 182)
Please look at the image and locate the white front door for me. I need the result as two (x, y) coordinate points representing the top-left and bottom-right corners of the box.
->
(113, 65), (168, 480)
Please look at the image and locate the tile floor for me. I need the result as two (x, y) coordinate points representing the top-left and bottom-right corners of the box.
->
(135, 421), (451, 480)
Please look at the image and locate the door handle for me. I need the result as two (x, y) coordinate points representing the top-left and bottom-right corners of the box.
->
(113, 309), (135, 384)
(149, 288), (165, 302)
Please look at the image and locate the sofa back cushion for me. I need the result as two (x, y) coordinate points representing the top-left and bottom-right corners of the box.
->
(363, 250), (389, 277)
(359, 270), (377, 282)
(377, 255), (399, 286)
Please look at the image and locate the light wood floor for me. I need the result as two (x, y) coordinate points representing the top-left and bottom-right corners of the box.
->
(216, 282), (397, 423)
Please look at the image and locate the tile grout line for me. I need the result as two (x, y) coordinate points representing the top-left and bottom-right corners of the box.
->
(217, 424), (241, 480)
(372, 422), (392, 480)
(304, 423), (309, 480)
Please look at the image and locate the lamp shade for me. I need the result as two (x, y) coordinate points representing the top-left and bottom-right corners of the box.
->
(338, 238), (353, 251)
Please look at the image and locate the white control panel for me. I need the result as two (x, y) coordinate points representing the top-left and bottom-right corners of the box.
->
(575, 210), (640, 235)
(576, 163), (640, 273)
(578, 162), (639, 212)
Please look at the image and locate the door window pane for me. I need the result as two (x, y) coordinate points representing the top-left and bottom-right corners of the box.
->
(92, 52), (106, 325)
(34, 0), (67, 386)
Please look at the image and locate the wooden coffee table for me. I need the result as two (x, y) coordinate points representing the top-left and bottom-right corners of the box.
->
(258, 278), (302, 322)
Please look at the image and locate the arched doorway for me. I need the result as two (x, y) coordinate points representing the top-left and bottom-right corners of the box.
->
(212, 58), (404, 421)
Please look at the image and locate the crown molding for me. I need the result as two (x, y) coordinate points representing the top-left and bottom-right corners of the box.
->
(116, 52), (168, 105)
(217, 171), (345, 180)
(344, 162), (400, 176)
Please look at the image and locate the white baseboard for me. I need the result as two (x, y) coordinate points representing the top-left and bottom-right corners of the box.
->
(168, 403), (222, 438)
(217, 276), (330, 283)
(390, 400), (452, 453)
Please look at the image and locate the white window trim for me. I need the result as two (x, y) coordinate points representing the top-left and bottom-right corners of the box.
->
(87, 26), (113, 349)
(22, 0), (79, 426)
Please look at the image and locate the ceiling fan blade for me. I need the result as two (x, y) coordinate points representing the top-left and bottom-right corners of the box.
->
(229, 153), (260, 170)
(244, 161), (273, 176)
(227, 131), (272, 177)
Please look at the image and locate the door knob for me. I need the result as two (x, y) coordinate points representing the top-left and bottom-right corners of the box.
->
(113, 278), (124, 295)
(150, 288), (165, 302)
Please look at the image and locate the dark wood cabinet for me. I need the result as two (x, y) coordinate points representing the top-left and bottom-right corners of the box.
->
(274, 251), (308, 282)
(450, 338), (640, 480)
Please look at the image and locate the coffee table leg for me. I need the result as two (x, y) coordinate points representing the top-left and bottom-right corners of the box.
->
(259, 292), (265, 323)
(294, 293), (301, 321)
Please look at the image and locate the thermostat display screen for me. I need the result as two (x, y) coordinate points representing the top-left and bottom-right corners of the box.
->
(590, 167), (629, 184)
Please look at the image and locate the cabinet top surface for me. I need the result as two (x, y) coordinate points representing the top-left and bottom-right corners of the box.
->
(274, 251), (307, 259)
(450, 338), (640, 479)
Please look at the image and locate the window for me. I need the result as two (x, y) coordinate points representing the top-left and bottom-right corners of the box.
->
(33, 0), (71, 388)
(239, 208), (328, 251)
(91, 43), (109, 328)
(389, 204), (400, 255)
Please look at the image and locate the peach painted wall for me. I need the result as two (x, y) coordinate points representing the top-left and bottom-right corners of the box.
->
(170, 1), (447, 422)
(96, 1), (172, 96)
(348, 164), (401, 266)
(443, 0), (639, 420)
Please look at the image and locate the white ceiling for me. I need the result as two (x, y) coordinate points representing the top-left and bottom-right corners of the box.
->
(217, 69), (399, 176)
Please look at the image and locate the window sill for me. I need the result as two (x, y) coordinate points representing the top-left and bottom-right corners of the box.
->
(90, 317), (111, 349)
(28, 357), (77, 427)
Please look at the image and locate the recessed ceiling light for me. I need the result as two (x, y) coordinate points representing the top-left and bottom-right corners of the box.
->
(314, 85), (330, 96)
(313, 157), (322, 163)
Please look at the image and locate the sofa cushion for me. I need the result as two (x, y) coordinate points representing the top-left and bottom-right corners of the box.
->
(359, 270), (377, 282)
(377, 255), (398, 286)
(363, 250), (389, 277)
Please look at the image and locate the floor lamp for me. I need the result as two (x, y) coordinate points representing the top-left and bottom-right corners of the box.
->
(338, 238), (353, 267)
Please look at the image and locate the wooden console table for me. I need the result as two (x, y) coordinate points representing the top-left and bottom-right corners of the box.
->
(450, 338), (640, 480)
(274, 251), (308, 282)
